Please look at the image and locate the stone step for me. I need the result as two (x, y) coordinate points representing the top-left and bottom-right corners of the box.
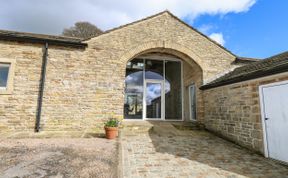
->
(172, 122), (206, 131)
(120, 121), (205, 136)
(120, 121), (154, 134)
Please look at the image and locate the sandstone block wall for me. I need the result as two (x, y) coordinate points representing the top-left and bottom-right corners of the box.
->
(203, 72), (288, 153)
(0, 12), (238, 133)
(0, 41), (43, 132)
(82, 12), (236, 125)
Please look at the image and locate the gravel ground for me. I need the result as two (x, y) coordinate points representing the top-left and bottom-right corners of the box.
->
(0, 138), (118, 178)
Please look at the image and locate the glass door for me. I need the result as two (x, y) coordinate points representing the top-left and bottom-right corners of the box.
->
(144, 80), (164, 120)
(189, 84), (196, 121)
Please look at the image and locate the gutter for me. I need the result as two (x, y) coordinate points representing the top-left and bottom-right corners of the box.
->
(35, 42), (49, 132)
(0, 35), (87, 48)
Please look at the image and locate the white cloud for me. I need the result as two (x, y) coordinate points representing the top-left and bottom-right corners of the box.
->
(0, 0), (256, 34)
(81, 0), (257, 29)
(197, 24), (215, 34)
(209, 33), (225, 46)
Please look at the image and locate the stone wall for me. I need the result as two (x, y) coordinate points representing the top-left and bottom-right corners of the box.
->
(0, 41), (43, 132)
(0, 12), (238, 133)
(82, 12), (236, 123)
(86, 12), (236, 83)
(203, 72), (288, 153)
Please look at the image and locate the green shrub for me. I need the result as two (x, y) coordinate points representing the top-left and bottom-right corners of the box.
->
(104, 118), (120, 127)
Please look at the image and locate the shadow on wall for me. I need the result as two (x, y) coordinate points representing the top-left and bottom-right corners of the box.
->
(147, 124), (288, 177)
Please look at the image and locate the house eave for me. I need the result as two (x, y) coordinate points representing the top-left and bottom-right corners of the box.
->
(200, 64), (288, 90)
(0, 34), (87, 48)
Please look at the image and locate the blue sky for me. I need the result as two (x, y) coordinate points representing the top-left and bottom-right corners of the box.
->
(0, 0), (286, 58)
(191, 0), (288, 58)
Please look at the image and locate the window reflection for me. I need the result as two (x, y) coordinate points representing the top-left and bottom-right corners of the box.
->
(124, 57), (182, 120)
(146, 83), (162, 118)
(0, 64), (10, 88)
(124, 59), (143, 119)
(145, 60), (164, 80)
(165, 61), (182, 120)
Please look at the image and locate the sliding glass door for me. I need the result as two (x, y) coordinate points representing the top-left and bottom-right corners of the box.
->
(144, 80), (164, 120)
(124, 57), (183, 120)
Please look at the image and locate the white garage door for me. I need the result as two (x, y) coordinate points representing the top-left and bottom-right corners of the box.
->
(261, 81), (288, 163)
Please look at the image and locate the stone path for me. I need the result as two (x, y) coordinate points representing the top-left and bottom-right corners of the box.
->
(120, 124), (288, 178)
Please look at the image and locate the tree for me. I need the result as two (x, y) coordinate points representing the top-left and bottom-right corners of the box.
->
(62, 22), (103, 39)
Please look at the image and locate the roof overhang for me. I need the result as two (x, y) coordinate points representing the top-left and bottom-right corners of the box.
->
(0, 31), (87, 48)
(200, 63), (288, 90)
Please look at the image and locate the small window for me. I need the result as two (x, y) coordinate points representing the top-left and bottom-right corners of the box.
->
(0, 58), (15, 95)
(0, 63), (10, 89)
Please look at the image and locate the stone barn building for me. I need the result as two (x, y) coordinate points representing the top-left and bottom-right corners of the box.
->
(0, 11), (287, 163)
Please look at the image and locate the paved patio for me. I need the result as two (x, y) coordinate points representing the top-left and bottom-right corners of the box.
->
(120, 123), (288, 178)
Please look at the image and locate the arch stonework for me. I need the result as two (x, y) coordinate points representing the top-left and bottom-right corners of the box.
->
(121, 41), (205, 122)
(119, 40), (204, 70)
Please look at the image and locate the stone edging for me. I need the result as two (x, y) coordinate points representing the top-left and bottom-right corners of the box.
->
(117, 130), (124, 178)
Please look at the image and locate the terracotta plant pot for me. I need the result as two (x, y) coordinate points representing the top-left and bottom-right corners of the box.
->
(104, 126), (118, 139)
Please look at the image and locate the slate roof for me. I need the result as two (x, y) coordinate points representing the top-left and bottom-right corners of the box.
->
(233, 57), (260, 64)
(201, 51), (288, 90)
(0, 30), (87, 47)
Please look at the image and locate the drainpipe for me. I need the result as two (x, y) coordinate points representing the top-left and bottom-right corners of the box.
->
(35, 42), (49, 132)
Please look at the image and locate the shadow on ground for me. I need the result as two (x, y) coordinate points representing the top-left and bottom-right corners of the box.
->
(146, 124), (288, 178)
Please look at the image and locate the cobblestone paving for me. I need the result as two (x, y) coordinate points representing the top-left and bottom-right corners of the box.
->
(121, 127), (288, 178)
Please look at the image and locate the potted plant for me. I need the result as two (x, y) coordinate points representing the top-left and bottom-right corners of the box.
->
(104, 118), (120, 139)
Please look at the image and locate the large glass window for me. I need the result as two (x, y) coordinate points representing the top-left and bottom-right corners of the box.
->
(145, 60), (164, 80)
(124, 59), (144, 119)
(146, 82), (162, 119)
(165, 61), (182, 120)
(0, 63), (10, 89)
(124, 57), (183, 120)
(189, 84), (196, 120)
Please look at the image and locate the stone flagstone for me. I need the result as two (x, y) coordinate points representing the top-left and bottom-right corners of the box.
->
(120, 125), (288, 178)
